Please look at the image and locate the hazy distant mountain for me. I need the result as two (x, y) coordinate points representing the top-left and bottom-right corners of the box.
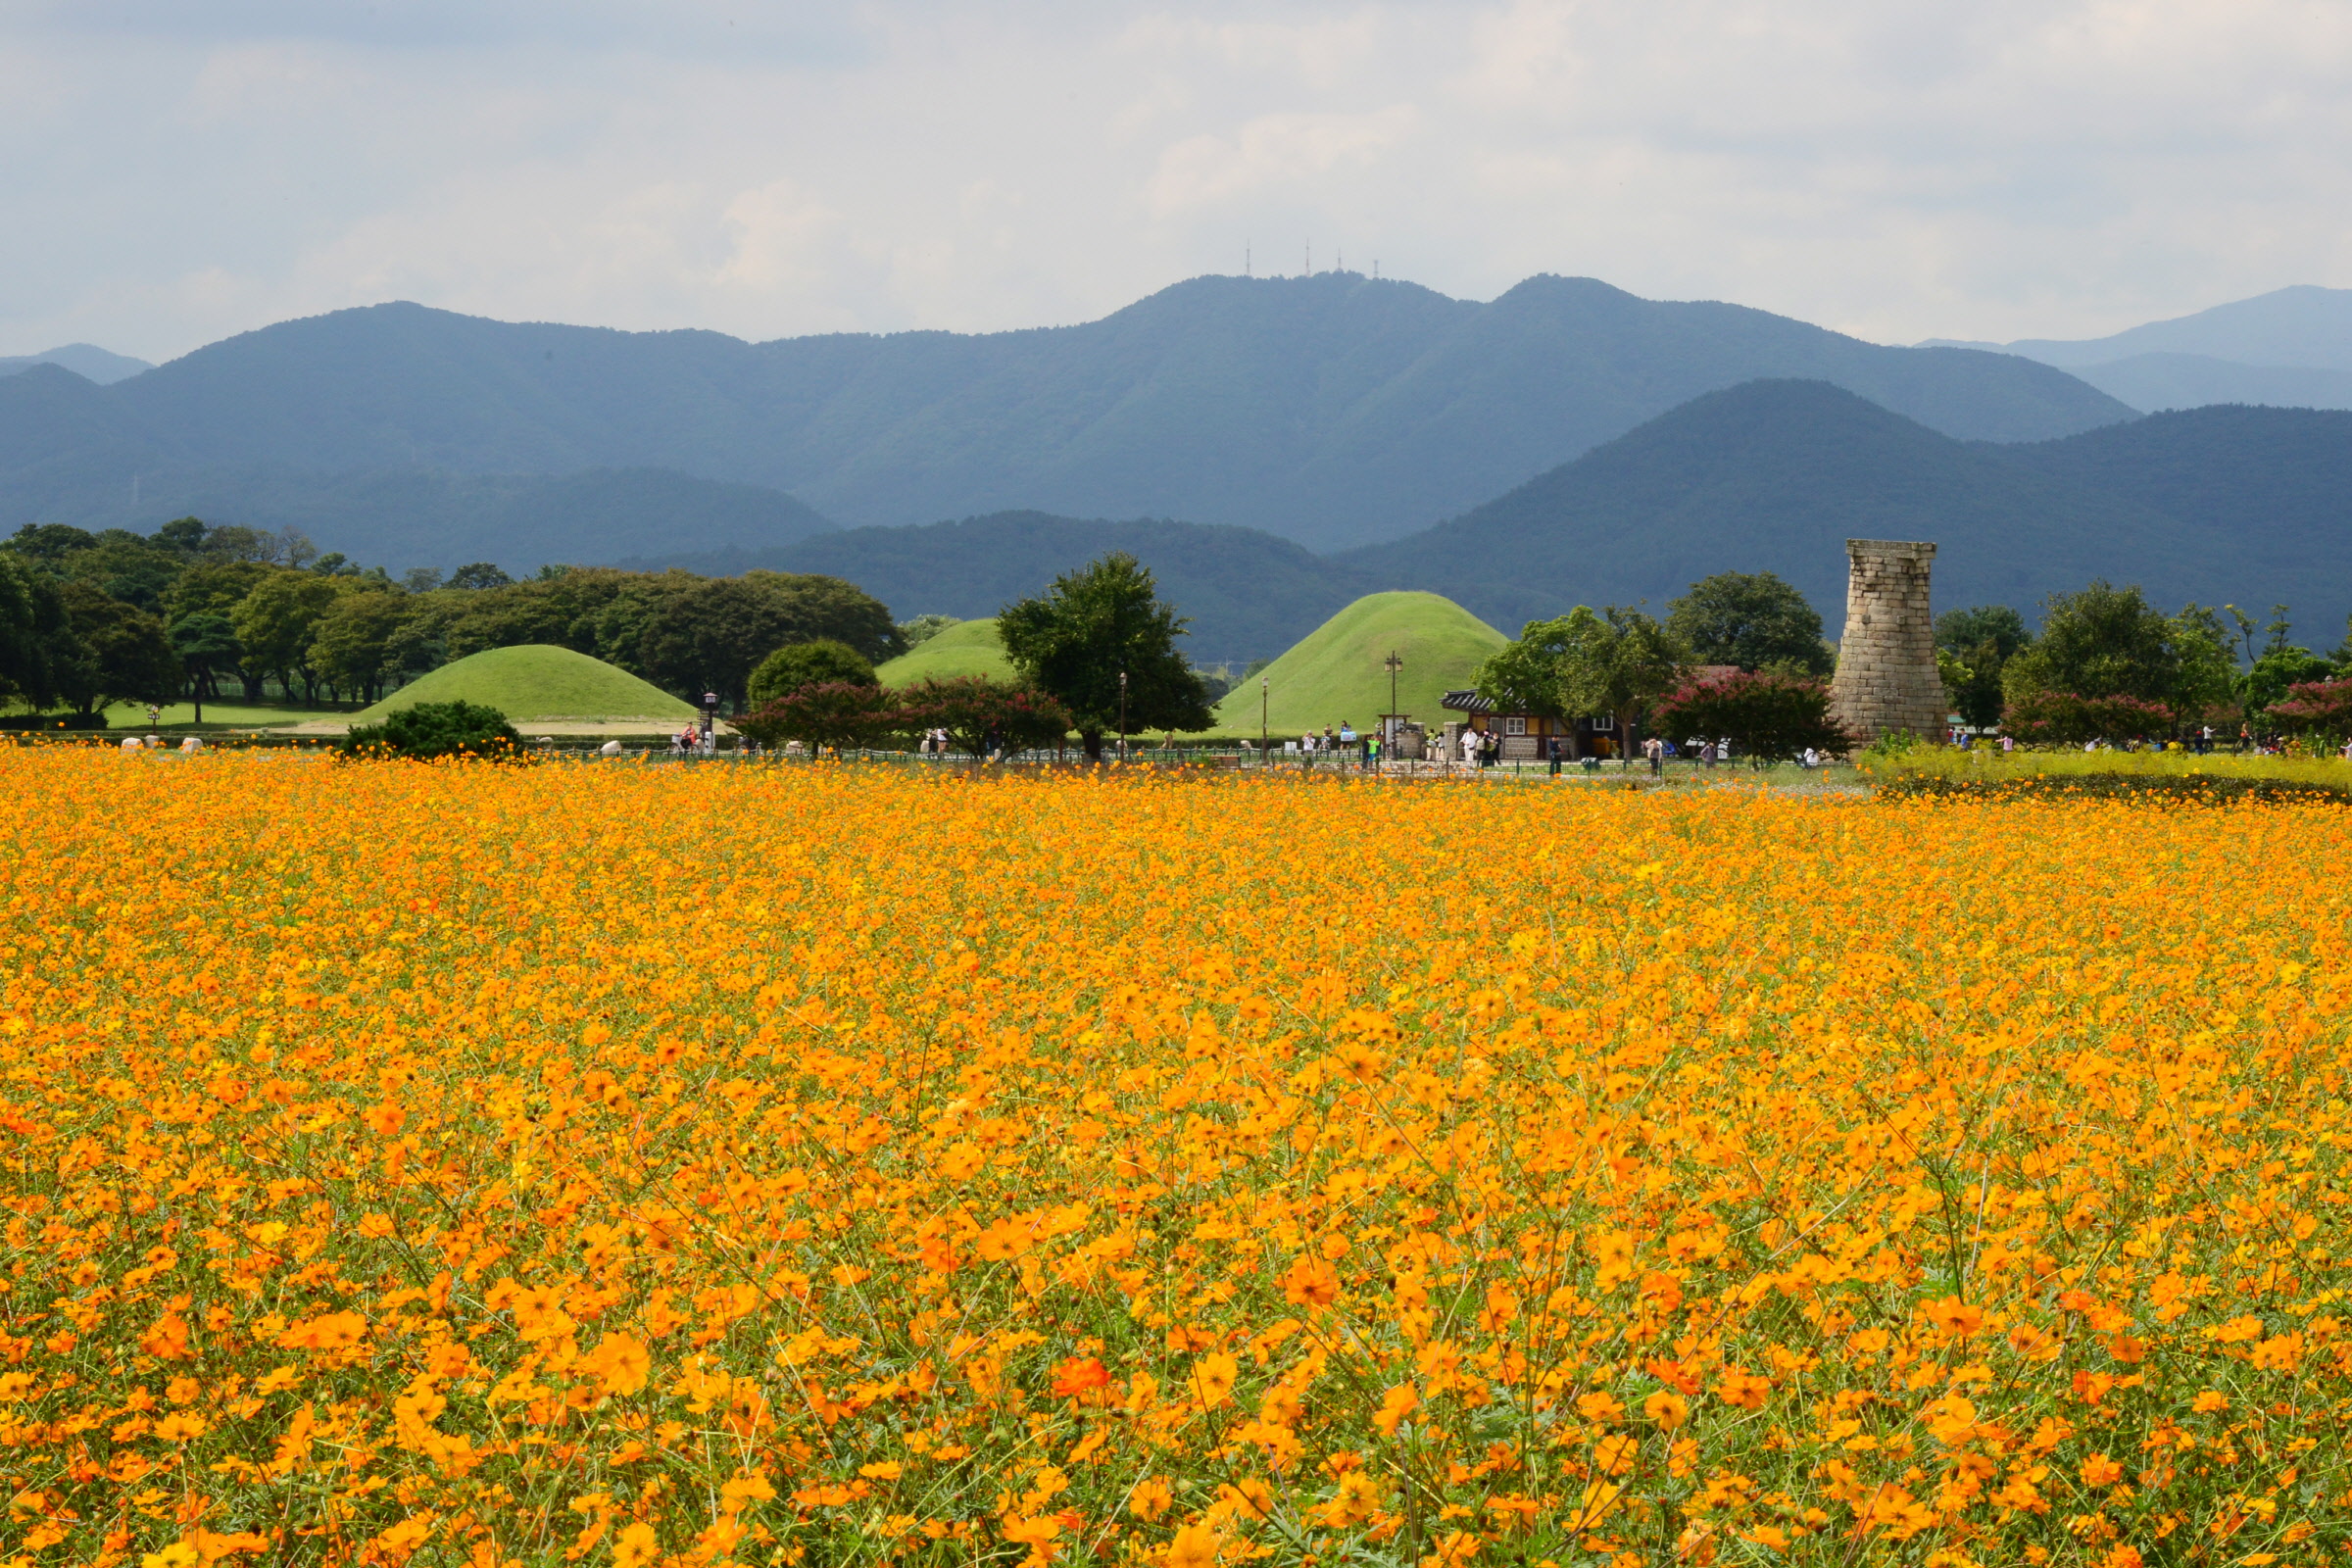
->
(0, 343), (153, 385)
(0, 273), (2132, 555)
(0, 363), (836, 567)
(1999, 285), (2352, 373)
(1337, 380), (2352, 641)
(1922, 285), (2352, 413)
(626, 512), (1371, 665)
(2053, 355), (2352, 415)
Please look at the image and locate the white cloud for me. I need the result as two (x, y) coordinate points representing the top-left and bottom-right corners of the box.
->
(1147, 107), (1421, 218)
(0, 0), (2346, 360)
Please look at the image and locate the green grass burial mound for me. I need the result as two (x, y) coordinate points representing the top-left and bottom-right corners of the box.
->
(352, 646), (697, 723)
(1212, 592), (1506, 738)
(875, 619), (1015, 687)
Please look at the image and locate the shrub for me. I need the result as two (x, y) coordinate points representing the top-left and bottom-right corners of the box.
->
(2002, 690), (2176, 747)
(1878, 771), (2352, 807)
(746, 639), (878, 710)
(902, 676), (1072, 758)
(2269, 677), (2352, 744)
(341, 700), (526, 761)
(737, 681), (907, 753)
(0, 711), (109, 732)
(1649, 669), (1853, 762)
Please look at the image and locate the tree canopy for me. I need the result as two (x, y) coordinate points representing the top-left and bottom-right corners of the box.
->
(1477, 606), (1686, 760)
(1934, 606), (2033, 732)
(54, 581), (177, 715)
(0, 515), (910, 720)
(997, 554), (1212, 759)
(2001, 582), (2235, 723)
(1665, 571), (1832, 675)
(1935, 605), (2032, 662)
(903, 676), (1072, 759)
(736, 681), (906, 754)
(747, 640), (878, 710)
(1651, 670), (1852, 762)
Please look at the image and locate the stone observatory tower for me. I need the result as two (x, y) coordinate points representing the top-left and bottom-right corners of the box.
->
(1828, 539), (1945, 745)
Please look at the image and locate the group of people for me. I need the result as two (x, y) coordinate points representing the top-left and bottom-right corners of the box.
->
(1280, 723), (1380, 768)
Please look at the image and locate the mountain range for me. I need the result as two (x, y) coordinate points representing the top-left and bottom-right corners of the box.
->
(1926, 284), (2352, 414)
(4, 275), (2347, 662)
(643, 383), (2352, 662)
(0, 273), (2129, 557)
(0, 344), (152, 385)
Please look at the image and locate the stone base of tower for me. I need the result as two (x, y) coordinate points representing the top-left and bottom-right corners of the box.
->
(1828, 539), (1946, 747)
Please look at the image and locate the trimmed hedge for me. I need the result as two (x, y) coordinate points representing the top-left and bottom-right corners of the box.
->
(1877, 771), (2352, 807)
(0, 711), (109, 731)
(341, 700), (528, 762)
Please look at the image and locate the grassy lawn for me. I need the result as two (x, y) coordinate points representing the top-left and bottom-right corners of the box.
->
(96, 699), (358, 730)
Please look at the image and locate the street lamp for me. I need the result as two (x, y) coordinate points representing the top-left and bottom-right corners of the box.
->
(701, 691), (719, 755)
(1383, 651), (1402, 757)
(1260, 674), (1269, 769)
(1118, 669), (1128, 763)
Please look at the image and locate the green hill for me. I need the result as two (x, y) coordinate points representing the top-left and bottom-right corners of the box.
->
(875, 619), (1015, 687)
(353, 645), (697, 723)
(1212, 593), (1505, 737)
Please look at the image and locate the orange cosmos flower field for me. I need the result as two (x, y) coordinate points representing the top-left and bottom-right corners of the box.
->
(3, 749), (2350, 1568)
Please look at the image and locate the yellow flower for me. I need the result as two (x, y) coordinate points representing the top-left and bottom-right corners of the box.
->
(611, 1521), (659, 1568)
(1642, 1391), (1689, 1430)
(1165, 1525), (1221, 1568)
(1192, 1352), (1239, 1410)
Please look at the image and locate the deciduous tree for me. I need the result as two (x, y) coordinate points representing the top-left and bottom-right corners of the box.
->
(2002, 583), (2234, 725)
(169, 612), (241, 719)
(747, 640), (878, 710)
(2003, 691), (2177, 746)
(737, 682), (907, 754)
(0, 553), (68, 711)
(230, 569), (342, 704)
(2269, 677), (2352, 745)
(997, 555), (1211, 760)
(1651, 670), (1853, 762)
(902, 676), (1072, 759)
(1478, 606), (1685, 764)
(310, 589), (411, 704)
(1666, 571), (1832, 675)
(55, 581), (178, 717)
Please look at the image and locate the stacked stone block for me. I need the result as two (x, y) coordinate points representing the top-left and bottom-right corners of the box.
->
(1828, 539), (1944, 745)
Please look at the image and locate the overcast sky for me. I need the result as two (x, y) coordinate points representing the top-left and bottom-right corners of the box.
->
(4, 0), (2347, 363)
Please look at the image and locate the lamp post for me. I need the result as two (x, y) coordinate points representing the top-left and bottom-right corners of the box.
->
(1384, 650), (1403, 741)
(1117, 669), (1128, 763)
(1260, 674), (1269, 769)
(701, 690), (718, 756)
